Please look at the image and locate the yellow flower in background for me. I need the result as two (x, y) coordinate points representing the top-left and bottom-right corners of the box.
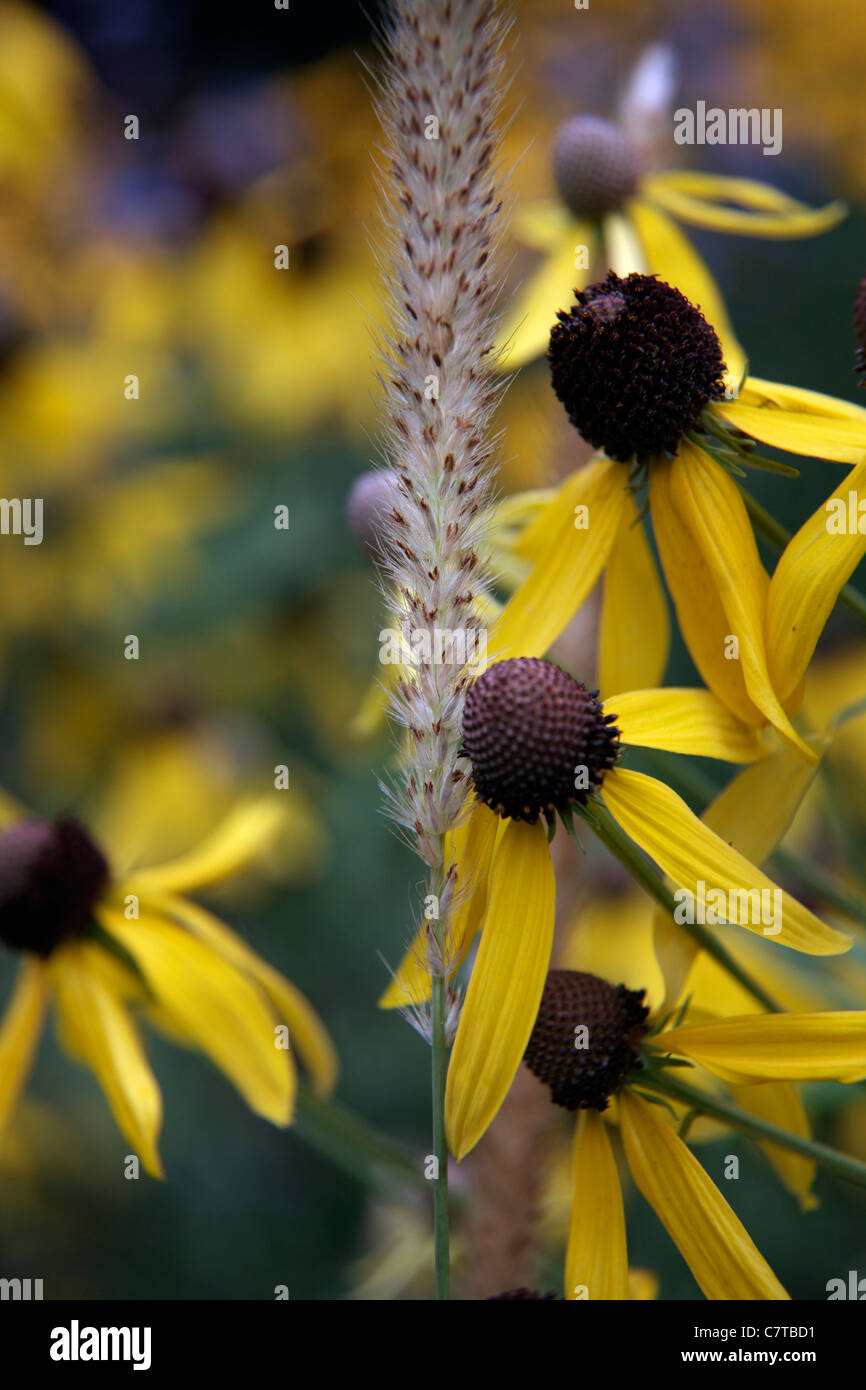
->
(0, 788), (337, 1177)
(382, 657), (849, 1162)
(498, 40), (845, 377)
(492, 270), (866, 757)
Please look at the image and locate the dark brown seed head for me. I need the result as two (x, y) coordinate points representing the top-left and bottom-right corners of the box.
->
(548, 270), (727, 463)
(552, 117), (642, 218)
(0, 817), (109, 957)
(461, 658), (620, 823)
(524, 970), (649, 1111)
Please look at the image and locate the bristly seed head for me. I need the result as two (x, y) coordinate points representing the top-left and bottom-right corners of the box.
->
(524, 970), (649, 1111)
(461, 658), (620, 823)
(552, 116), (642, 218)
(0, 817), (109, 957)
(548, 270), (727, 463)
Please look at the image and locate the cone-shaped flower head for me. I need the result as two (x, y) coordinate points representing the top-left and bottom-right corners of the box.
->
(461, 657), (620, 823)
(548, 270), (727, 462)
(0, 818), (108, 956)
(524, 969), (649, 1111)
(552, 116), (642, 218)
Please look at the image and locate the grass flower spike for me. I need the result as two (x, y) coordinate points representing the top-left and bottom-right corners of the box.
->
(0, 796), (337, 1177)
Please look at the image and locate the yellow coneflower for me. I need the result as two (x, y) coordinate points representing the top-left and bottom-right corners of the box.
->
(381, 656), (849, 1160)
(498, 106), (845, 378)
(524, 968), (866, 1300)
(0, 793), (337, 1177)
(491, 272), (866, 757)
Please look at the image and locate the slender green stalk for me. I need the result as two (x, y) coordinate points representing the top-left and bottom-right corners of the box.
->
(641, 1067), (866, 1191)
(742, 488), (866, 627)
(430, 970), (451, 1300)
(567, 802), (783, 1013)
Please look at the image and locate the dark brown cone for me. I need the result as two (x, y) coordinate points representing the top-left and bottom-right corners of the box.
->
(0, 817), (109, 957)
(548, 270), (726, 463)
(487, 1288), (558, 1300)
(524, 970), (649, 1111)
(461, 658), (620, 823)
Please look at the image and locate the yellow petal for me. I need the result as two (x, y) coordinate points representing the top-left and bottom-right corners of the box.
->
(620, 1090), (789, 1299)
(660, 442), (814, 759)
(645, 170), (846, 239)
(560, 889), (665, 1014)
(609, 687), (767, 763)
(767, 458), (866, 704)
(714, 400), (866, 466)
(565, 1110), (629, 1301)
(497, 226), (594, 369)
(700, 737), (824, 865)
(380, 800), (499, 1009)
(601, 767), (850, 955)
(598, 490), (670, 697)
(99, 908), (293, 1125)
(649, 452), (763, 727)
(0, 960), (47, 1146)
(628, 198), (745, 384)
(657, 1012), (866, 1084)
(445, 818), (555, 1161)
(133, 889), (337, 1098)
(741, 377), (866, 425)
(125, 797), (286, 894)
(491, 459), (626, 663)
(50, 942), (164, 1177)
(729, 1081), (817, 1210)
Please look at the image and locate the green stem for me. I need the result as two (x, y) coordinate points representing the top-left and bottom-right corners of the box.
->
(743, 489), (866, 627)
(642, 1067), (866, 1191)
(430, 971), (451, 1300)
(568, 803), (783, 1014)
(295, 1085), (424, 1195)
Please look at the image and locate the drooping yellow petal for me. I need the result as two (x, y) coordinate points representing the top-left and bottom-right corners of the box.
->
(0, 960), (48, 1146)
(701, 737), (825, 865)
(649, 454), (763, 727)
(445, 818), (555, 1161)
(656, 1012), (866, 1084)
(767, 458), (866, 705)
(730, 1081), (817, 1211)
(601, 767), (850, 955)
(714, 400), (866, 467)
(619, 1090), (789, 1300)
(659, 442), (814, 759)
(125, 798), (285, 894)
(491, 458), (626, 663)
(598, 491), (670, 697)
(50, 942), (164, 1177)
(740, 377), (866, 425)
(99, 908), (293, 1125)
(628, 198), (745, 385)
(380, 800), (499, 1010)
(497, 226), (594, 369)
(565, 1110), (629, 1301)
(644, 170), (846, 239)
(133, 889), (337, 1098)
(609, 687), (767, 763)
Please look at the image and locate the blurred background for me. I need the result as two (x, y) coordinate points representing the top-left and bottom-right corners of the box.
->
(0, 0), (865, 1299)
